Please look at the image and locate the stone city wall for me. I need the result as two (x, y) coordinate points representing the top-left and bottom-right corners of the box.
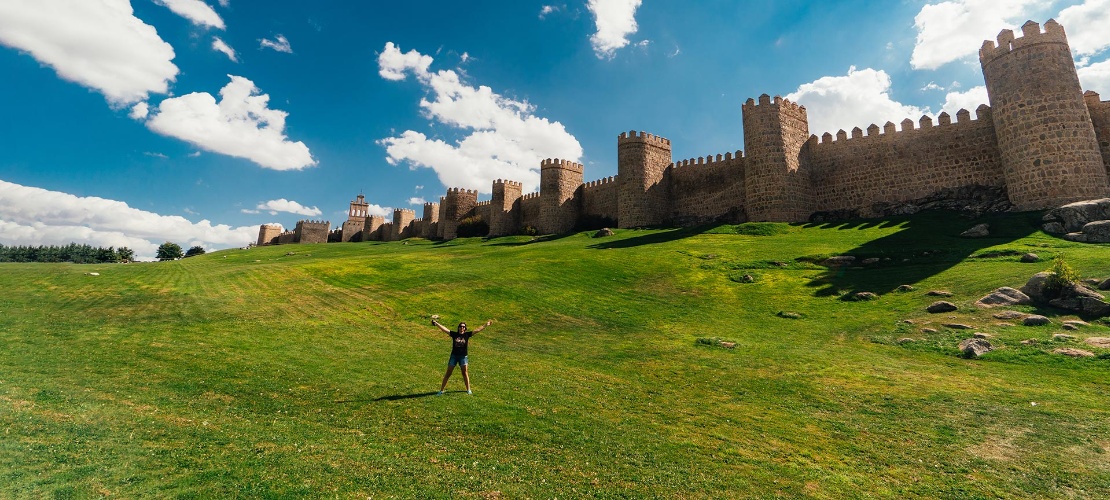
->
(668, 152), (747, 225)
(808, 108), (1005, 216)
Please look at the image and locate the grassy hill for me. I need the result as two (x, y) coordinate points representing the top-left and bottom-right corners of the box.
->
(2, 212), (1110, 498)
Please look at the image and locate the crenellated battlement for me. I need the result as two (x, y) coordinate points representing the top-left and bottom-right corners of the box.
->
(393, 208), (415, 215)
(814, 106), (993, 145)
(446, 187), (479, 196)
(475, 200), (491, 207)
(583, 176), (617, 188)
(670, 150), (744, 169)
(980, 19), (1067, 66)
(617, 130), (671, 147)
(298, 220), (330, 226)
(540, 158), (584, 173)
(493, 179), (523, 189)
(522, 192), (540, 200)
(742, 94), (806, 114)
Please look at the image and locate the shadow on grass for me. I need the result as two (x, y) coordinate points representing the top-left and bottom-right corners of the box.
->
(334, 391), (440, 403)
(587, 225), (715, 249)
(804, 211), (1042, 297)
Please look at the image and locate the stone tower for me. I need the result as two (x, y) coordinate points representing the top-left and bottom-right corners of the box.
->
(617, 131), (672, 228)
(392, 208), (415, 240)
(539, 159), (583, 234)
(979, 20), (1110, 210)
(341, 194), (370, 242)
(295, 220), (330, 243)
(741, 94), (813, 222)
(490, 179), (523, 237)
(257, 224), (282, 246)
(421, 201), (440, 239)
(440, 188), (478, 240)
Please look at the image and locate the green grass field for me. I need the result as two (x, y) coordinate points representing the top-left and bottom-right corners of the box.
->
(3, 211), (1110, 498)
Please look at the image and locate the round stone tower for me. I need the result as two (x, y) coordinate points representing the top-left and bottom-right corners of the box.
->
(979, 20), (1110, 210)
(539, 158), (583, 234)
(617, 131), (672, 228)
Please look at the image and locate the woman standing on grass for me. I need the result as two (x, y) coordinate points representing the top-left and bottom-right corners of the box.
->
(432, 318), (493, 395)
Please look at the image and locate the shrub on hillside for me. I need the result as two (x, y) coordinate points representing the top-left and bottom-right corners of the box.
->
(1045, 254), (1081, 295)
(456, 216), (489, 238)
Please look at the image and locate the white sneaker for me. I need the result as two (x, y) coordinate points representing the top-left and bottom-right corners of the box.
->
(466, 390), (472, 395)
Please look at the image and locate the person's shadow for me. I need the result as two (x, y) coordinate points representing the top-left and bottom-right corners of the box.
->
(333, 391), (440, 403)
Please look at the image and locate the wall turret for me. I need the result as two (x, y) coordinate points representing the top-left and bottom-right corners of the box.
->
(257, 224), (282, 246)
(539, 159), (583, 234)
(617, 131), (672, 228)
(441, 188), (478, 240)
(490, 179), (523, 236)
(391, 208), (415, 241)
(980, 20), (1110, 209)
(295, 220), (330, 243)
(741, 94), (813, 222)
(421, 201), (440, 239)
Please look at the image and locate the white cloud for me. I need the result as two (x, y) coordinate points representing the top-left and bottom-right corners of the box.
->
(217, 0), (230, 7)
(539, 5), (563, 18)
(255, 199), (321, 217)
(366, 204), (393, 218)
(212, 36), (237, 62)
(587, 0), (644, 59)
(378, 42), (433, 80)
(143, 151), (168, 159)
(144, 75), (317, 171)
(259, 34), (292, 53)
(130, 101), (150, 120)
(921, 81), (944, 92)
(414, 185), (424, 191)
(910, 0), (1048, 70)
(940, 85), (989, 114)
(240, 208), (260, 214)
(1078, 59), (1110, 95)
(407, 197), (426, 205)
(0, 0), (178, 105)
(1057, 0), (1110, 57)
(377, 43), (582, 194)
(154, 0), (225, 30)
(0, 179), (257, 261)
(786, 66), (931, 136)
(187, 151), (202, 157)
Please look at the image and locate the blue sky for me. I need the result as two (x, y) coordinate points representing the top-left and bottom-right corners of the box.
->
(2, 0), (1109, 259)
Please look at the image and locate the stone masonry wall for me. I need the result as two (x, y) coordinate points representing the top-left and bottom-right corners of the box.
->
(539, 159), (584, 234)
(441, 188), (478, 240)
(808, 108), (1005, 216)
(1086, 92), (1110, 179)
(490, 180), (523, 236)
(580, 175), (619, 223)
(980, 20), (1110, 209)
(257, 224), (282, 246)
(295, 220), (330, 244)
(617, 131), (672, 228)
(520, 192), (541, 230)
(668, 152), (747, 225)
(741, 95), (812, 222)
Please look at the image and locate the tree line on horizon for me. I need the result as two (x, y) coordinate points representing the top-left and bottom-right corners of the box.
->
(0, 242), (207, 263)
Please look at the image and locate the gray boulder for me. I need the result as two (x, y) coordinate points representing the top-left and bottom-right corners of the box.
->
(1020, 253), (1040, 263)
(1054, 348), (1095, 358)
(822, 256), (856, 267)
(593, 228), (614, 238)
(1081, 220), (1110, 243)
(975, 287), (1033, 308)
(1020, 272), (1055, 303)
(960, 223), (990, 238)
(1023, 315), (1050, 326)
(959, 338), (994, 358)
(1041, 198), (1110, 233)
(927, 301), (958, 313)
(1100, 278), (1110, 291)
(1064, 232), (1088, 242)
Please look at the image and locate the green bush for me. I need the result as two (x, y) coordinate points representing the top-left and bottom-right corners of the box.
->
(1045, 254), (1081, 294)
(456, 216), (489, 238)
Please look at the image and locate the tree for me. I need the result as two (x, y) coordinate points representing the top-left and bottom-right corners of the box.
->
(116, 247), (135, 263)
(184, 245), (207, 258)
(156, 242), (183, 261)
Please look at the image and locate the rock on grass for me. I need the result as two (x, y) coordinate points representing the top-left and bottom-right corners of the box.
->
(927, 301), (958, 313)
(959, 338), (993, 358)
